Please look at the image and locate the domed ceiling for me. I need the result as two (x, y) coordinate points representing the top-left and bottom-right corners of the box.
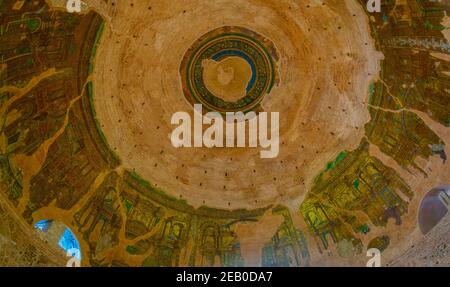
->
(0, 0), (449, 267)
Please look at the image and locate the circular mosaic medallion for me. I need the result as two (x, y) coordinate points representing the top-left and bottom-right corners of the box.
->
(180, 26), (279, 113)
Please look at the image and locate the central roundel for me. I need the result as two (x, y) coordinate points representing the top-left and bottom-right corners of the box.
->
(180, 26), (279, 113)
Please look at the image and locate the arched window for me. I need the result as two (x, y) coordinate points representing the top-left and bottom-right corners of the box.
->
(34, 220), (81, 260)
(418, 186), (450, 234)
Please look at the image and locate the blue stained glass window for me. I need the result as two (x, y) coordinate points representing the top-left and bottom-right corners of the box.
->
(34, 219), (53, 232)
(34, 220), (81, 260)
(58, 228), (81, 260)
